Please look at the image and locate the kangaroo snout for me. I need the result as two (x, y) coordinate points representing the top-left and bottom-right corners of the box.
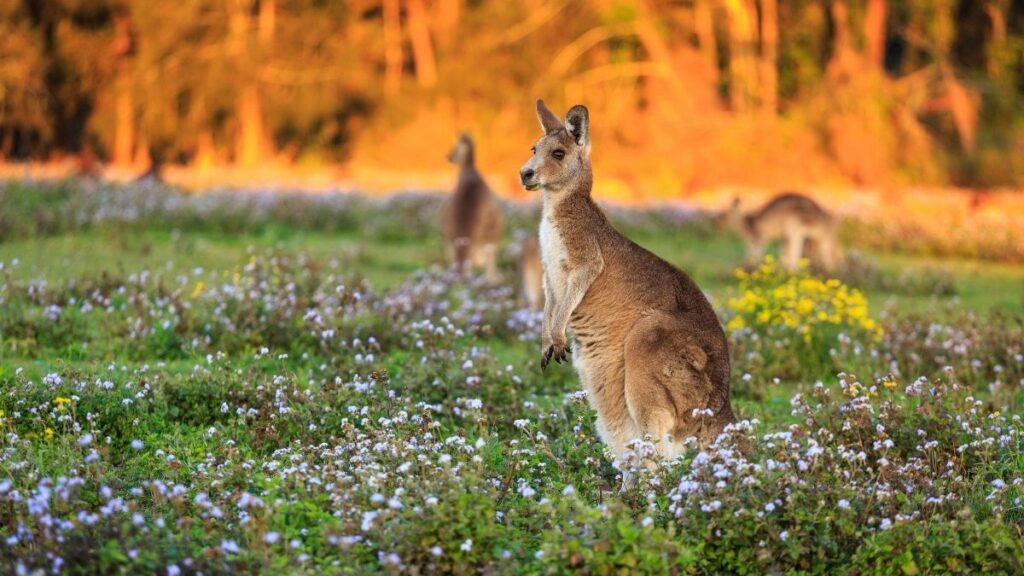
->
(520, 167), (539, 190)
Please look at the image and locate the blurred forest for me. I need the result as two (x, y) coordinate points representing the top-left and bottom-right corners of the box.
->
(1, 1), (1023, 197)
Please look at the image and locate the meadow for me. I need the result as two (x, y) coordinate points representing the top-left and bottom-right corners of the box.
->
(1, 180), (1023, 574)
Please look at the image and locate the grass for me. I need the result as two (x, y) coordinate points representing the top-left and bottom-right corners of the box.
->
(4, 224), (1021, 311)
(0, 184), (1022, 574)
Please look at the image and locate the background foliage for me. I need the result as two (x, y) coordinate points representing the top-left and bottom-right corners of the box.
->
(2, 1), (1024, 193)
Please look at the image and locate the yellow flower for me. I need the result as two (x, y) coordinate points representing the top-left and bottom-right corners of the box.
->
(45, 427), (54, 438)
(54, 396), (72, 406)
(191, 281), (206, 299)
(728, 257), (882, 340)
(881, 377), (897, 390)
(796, 298), (815, 316)
(726, 317), (746, 331)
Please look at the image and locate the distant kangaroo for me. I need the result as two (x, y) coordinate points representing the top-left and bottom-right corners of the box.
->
(519, 233), (544, 311)
(719, 193), (841, 271)
(441, 133), (504, 281)
(520, 100), (735, 471)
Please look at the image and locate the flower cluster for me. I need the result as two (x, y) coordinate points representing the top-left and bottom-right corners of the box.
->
(726, 256), (879, 338)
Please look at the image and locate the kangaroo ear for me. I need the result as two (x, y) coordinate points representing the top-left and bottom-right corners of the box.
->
(565, 105), (589, 147)
(535, 99), (563, 135)
(683, 344), (708, 371)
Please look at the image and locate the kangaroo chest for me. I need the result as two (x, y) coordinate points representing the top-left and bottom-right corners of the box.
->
(539, 206), (570, 297)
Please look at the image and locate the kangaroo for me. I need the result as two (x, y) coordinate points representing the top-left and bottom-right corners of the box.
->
(519, 233), (544, 311)
(520, 100), (735, 474)
(441, 133), (504, 282)
(719, 193), (841, 271)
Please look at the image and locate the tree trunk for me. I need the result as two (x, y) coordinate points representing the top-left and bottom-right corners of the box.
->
(383, 0), (403, 95)
(723, 0), (758, 112)
(114, 72), (134, 167)
(259, 0), (276, 45)
(827, 0), (858, 80)
(630, 0), (687, 102)
(231, 0), (272, 167)
(984, 1), (1007, 77)
(0, 130), (13, 160)
(758, 0), (778, 113)
(196, 127), (216, 173)
(406, 0), (437, 87)
(434, 0), (460, 48)
(112, 13), (134, 168)
(864, 0), (887, 71)
(134, 131), (151, 173)
(693, 0), (718, 75)
(237, 84), (267, 167)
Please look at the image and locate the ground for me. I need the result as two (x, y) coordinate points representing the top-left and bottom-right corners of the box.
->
(0, 182), (1022, 574)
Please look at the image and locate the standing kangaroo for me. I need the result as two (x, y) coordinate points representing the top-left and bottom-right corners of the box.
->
(519, 233), (544, 311)
(441, 133), (504, 281)
(719, 193), (841, 271)
(520, 100), (735, 471)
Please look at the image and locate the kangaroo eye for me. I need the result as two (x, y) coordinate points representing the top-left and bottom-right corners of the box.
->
(531, 147), (536, 154)
(552, 149), (565, 160)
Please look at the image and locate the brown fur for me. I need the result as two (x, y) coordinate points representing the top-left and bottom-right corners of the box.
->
(520, 233), (544, 311)
(720, 193), (842, 271)
(520, 100), (735, 473)
(441, 134), (504, 281)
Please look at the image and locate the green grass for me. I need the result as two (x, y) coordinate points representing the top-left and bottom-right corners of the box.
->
(4, 225), (1021, 311)
(1, 198), (1023, 574)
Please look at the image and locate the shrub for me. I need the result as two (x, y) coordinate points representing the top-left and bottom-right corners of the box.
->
(725, 257), (881, 392)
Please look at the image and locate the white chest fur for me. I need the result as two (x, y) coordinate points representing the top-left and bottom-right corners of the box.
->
(539, 203), (569, 295)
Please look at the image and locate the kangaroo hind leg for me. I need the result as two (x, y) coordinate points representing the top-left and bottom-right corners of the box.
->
(624, 312), (716, 461)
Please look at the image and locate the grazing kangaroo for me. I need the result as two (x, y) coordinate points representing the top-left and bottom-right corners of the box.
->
(520, 100), (735, 472)
(519, 233), (544, 311)
(719, 193), (841, 271)
(441, 133), (504, 281)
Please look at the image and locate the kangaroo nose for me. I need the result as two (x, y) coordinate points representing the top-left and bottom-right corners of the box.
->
(520, 168), (535, 184)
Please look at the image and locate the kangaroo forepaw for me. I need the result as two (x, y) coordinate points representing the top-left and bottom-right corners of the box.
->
(541, 346), (553, 370)
(541, 341), (570, 370)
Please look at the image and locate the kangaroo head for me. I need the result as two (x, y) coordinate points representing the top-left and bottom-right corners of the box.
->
(716, 196), (744, 231)
(448, 133), (474, 166)
(519, 100), (591, 194)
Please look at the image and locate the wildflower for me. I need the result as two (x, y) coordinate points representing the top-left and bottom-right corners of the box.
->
(700, 500), (722, 513)
(264, 532), (281, 545)
(460, 539), (473, 552)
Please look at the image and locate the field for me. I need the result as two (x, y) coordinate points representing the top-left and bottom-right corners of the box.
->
(1, 181), (1023, 574)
